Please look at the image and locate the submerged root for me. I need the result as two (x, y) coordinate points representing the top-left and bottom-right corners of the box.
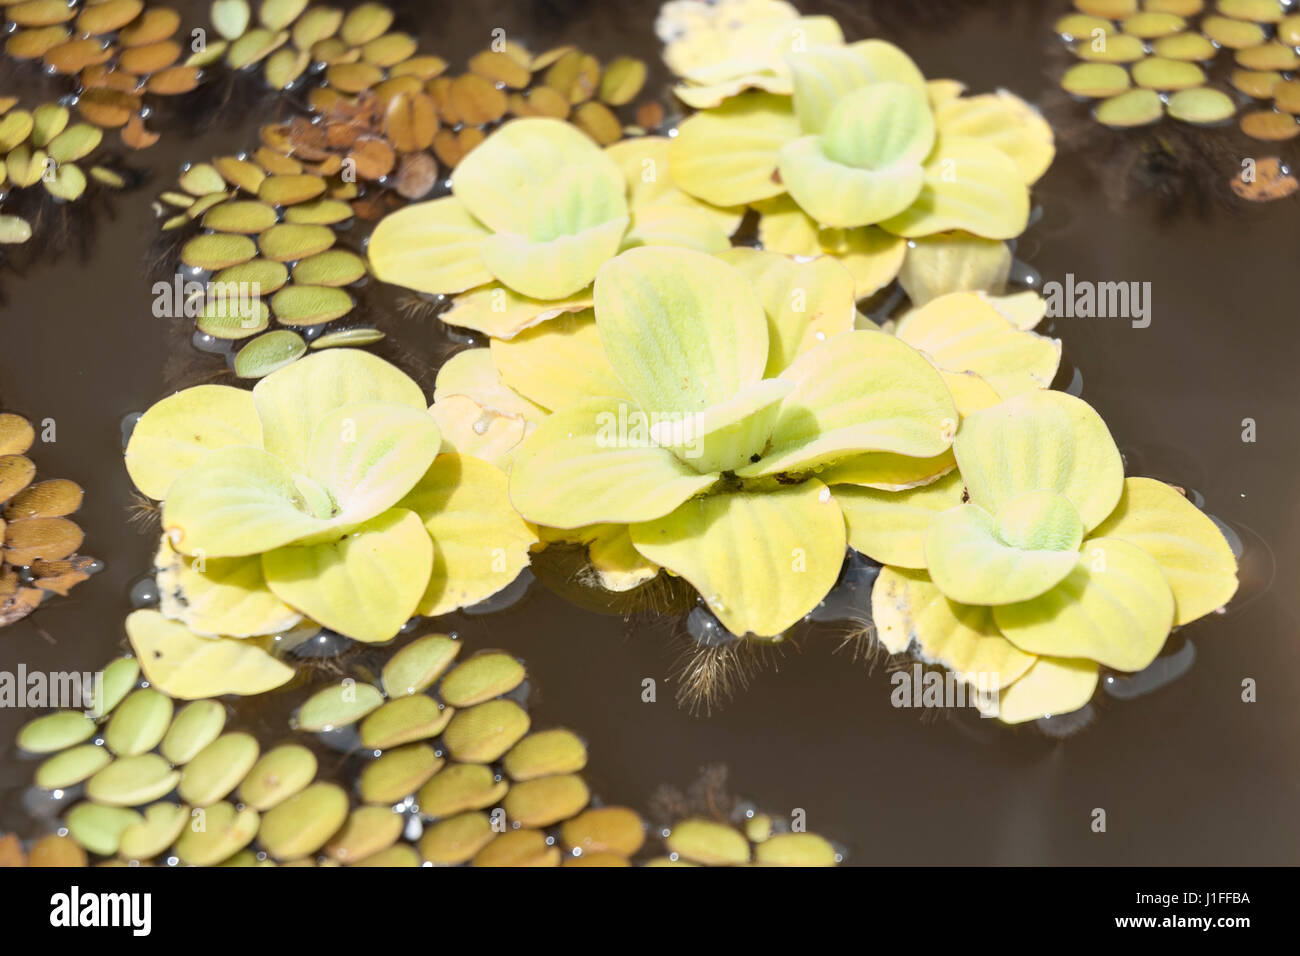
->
(670, 636), (791, 716)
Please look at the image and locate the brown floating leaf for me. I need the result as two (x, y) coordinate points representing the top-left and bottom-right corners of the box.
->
(118, 39), (181, 75)
(385, 92), (438, 152)
(347, 137), (396, 180)
(327, 62), (385, 94)
(253, 147), (303, 175)
(3, 516), (84, 565)
(450, 74), (507, 126)
(432, 128), (463, 167)
(393, 152), (436, 199)
(469, 50), (530, 89)
(573, 101), (622, 145)
(427, 76), (457, 124)
(4, 479), (83, 520)
(1241, 109), (1300, 140)
(0, 415), (34, 456)
(636, 100), (665, 131)
(77, 89), (140, 128)
(1231, 156), (1299, 201)
(45, 38), (117, 74)
(523, 86), (570, 119)
(371, 75), (424, 107)
(80, 65), (141, 93)
(120, 8), (182, 46)
(1275, 80), (1300, 114)
(7, 26), (71, 60)
(0, 833), (25, 867)
(77, 0), (145, 35)
(27, 834), (86, 867)
(8, 0), (77, 28)
(0, 455), (37, 502)
(530, 45), (575, 72)
(147, 65), (201, 95)
(458, 126), (485, 157)
(390, 55), (446, 80)
(121, 113), (160, 150)
(29, 556), (95, 596)
(0, 582), (42, 626)
(545, 50), (600, 104)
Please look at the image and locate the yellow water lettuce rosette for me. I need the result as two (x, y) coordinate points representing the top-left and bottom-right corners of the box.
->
(495, 245), (958, 637)
(368, 119), (736, 340)
(669, 35), (1054, 266)
(848, 390), (1238, 723)
(124, 350), (536, 644)
(655, 0), (846, 107)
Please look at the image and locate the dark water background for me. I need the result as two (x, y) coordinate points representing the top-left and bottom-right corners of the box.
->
(1, 0), (1297, 864)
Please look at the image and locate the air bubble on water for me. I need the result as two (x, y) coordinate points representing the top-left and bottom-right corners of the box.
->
(464, 568), (533, 616)
(1104, 640), (1196, 700)
(1035, 702), (1095, 738)
(403, 814), (423, 841)
(398, 617), (422, 634)
(686, 604), (735, 646)
(315, 724), (362, 755)
(1063, 364), (1083, 397)
(128, 575), (160, 608)
(1210, 516), (1244, 559)
(120, 412), (142, 448)
(286, 628), (352, 659)
(192, 330), (229, 355)
(22, 785), (73, 819)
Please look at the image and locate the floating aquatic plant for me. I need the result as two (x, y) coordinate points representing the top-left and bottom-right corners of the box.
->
(0, 412), (96, 626)
(368, 118), (739, 332)
(5, 628), (838, 866)
(123, 349), (535, 643)
(853, 389), (1238, 723)
(665, 26), (1053, 253)
(443, 245), (959, 638)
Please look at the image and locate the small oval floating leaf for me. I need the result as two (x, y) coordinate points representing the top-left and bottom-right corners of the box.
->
(203, 200), (280, 234)
(105, 688), (174, 756)
(438, 653), (525, 707)
(86, 754), (181, 807)
(1095, 88), (1164, 127)
(4, 478), (83, 519)
(442, 699), (530, 763)
(35, 744), (112, 789)
(174, 802), (259, 865)
(665, 818), (749, 865)
(1167, 87), (1237, 124)
(65, 803), (143, 857)
(270, 285), (353, 325)
(258, 173), (327, 206)
(358, 695), (453, 750)
(1240, 109), (1300, 140)
(359, 743), (443, 804)
(258, 223), (336, 261)
(294, 681), (385, 732)
(46, 124), (102, 163)
(233, 330), (307, 378)
(560, 806), (646, 856)
(178, 732), (260, 806)
(182, 233), (258, 270)
(311, 328), (386, 350)
(0, 215), (33, 245)
(418, 811), (494, 864)
(753, 832), (838, 866)
(381, 633), (460, 698)
(283, 199), (354, 225)
(1130, 57), (1205, 91)
(503, 729), (587, 781)
(502, 773), (590, 827)
(292, 249), (366, 286)
(323, 805), (404, 863)
(160, 699), (227, 765)
(1061, 62), (1131, 98)
(213, 259), (290, 295)
(258, 782), (349, 860)
(89, 657), (139, 719)
(197, 296), (270, 339)
(238, 744), (317, 810)
(416, 763), (508, 817)
(118, 802), (189, 861)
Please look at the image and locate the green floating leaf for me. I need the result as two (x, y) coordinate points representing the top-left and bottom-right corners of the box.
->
(925, 498), (1083, 606)
(668, 91), (800, 207)
(954, 390), (1124, 533)
(1090, 477), (1238, 625)
(399, 454), (538, 617)
(741, 330), (957, 477)
(629, 479), (846, 638)
(870, 566), (1036, 687)
(508, 397), (718, 529)
(125, 609), (294, 699)
(594, 247), (769, 416)
(835, 471), (964, 568)
(234, 329), (307, 379)
(124, 384), (262, 500)
(367, 196), (493, 295)
(993, 537), (1175, 671)
(490, 311), (627, 411)
(990, 656), (1098, 725)
(897, 235), (1012, 306)
(262, 507), (434, 643)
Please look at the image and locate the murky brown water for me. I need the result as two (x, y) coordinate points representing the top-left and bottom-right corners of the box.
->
(2, 0), (1298, 864)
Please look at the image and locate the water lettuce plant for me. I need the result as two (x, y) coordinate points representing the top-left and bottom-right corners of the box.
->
(850, 389), (1239, 723)
(666, 19), (1053, 251)
(124, 349), (535, 644)
(438, 245), (959, 637)
(367, 118), (738, 338)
